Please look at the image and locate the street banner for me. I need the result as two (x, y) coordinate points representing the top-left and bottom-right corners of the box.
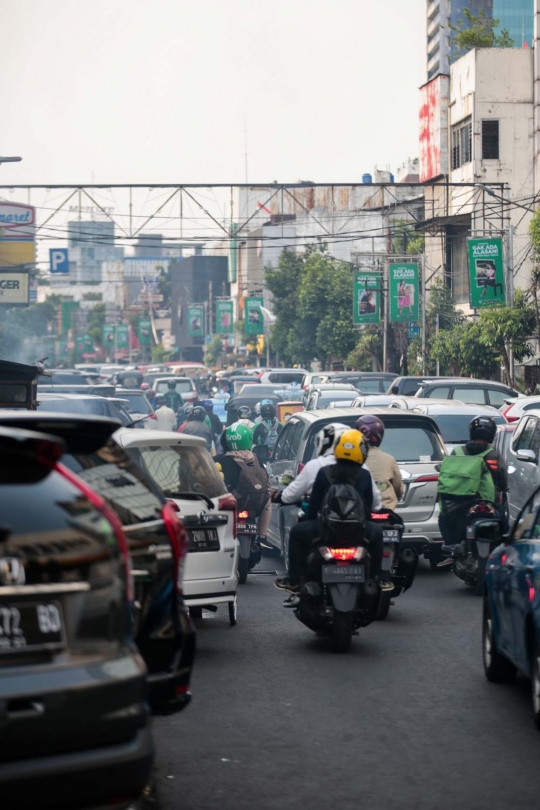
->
(216, 299), (234, 334)
(188, 305), (204, 337)
(76, 336), (85, 355)
(245, 296), (264, 335)
(467, 237), (505, 308)
(103, 324), (115, 346)
(353, 272), (381, 325)
(138, 319), (152, 345)
(116, 325), (129, 349)
(389, 264), (419, 323)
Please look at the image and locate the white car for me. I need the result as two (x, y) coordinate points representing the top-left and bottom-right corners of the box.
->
(501, 395), (539, 423)
(116, 430), (239, 624)
(115, 388), (158, 429)
(152, 376), (198, 404)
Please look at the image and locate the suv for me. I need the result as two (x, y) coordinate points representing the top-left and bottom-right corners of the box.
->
(386, 376), (445, 396)
(0, 424), (153, 809)
(0, 412), (195, 716)
(304, 386), (359, 410)
(414, 378), (519, 408)
(503, 409), (540, 522)
(325, 372), (397, 394)
(265, 408), (446, 569)
(115, 388), (158, 428)
(152, 376), (198, 404)
(259, 368), (308, 386)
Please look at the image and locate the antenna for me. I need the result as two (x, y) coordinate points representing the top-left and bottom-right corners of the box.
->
(244, 118), (249, 185)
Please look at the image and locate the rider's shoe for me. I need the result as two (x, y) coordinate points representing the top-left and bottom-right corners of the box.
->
(274, 577), (301, 594)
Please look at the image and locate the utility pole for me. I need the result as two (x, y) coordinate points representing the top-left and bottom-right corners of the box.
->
(421, 254), (427, 374)
(382, 265), (388, 372)
(535, 0), (540, 196)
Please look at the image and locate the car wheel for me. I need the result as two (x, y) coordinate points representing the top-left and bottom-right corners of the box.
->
(189, 607), (203, 620)
(483, 597), (516, 683)
(228, 599), (237, 626)
(238, 557), (249, 584)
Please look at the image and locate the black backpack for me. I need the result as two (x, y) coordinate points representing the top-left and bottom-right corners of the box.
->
(231, 457), (269, 516)
(319, 465), (366, 544)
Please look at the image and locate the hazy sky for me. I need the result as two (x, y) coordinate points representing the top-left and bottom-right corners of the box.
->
(0, 0), (425, 186)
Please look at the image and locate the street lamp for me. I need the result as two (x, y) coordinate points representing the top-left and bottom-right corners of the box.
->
(0, 157), (22, 165)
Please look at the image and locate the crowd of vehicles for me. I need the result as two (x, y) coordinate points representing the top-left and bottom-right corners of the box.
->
(3, 358), (540, 806)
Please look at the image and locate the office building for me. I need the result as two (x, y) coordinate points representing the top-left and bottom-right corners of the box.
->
(66, 220), (123, 283)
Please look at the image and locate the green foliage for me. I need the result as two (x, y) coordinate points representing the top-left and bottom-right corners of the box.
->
(86, 303), (106, 347)
(152, 343), (168, 364)
(347, 327), (383, 371)
(204, 335), (224, 367)
(450, 8), (514, 53)
(391, 222), (425, 257)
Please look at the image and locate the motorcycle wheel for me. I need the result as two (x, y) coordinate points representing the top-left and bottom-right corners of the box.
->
(330, 612), (352, 653)
(483, 597), (516, 683)
(376, 592), (392, 621)
(238, 558), (249, 585)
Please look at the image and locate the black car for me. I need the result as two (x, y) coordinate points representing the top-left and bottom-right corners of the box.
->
(325, 371), (397, 394)
(225, 391), (281, 425)
(0, 424), (153, 809)
(37, 392), (133, 426)
(0, 413), (195, 716)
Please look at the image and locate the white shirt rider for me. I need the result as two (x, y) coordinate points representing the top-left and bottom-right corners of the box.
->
(281, 453), (382, 510)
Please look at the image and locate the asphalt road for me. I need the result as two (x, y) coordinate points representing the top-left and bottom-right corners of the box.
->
(150, 558), (540, 810)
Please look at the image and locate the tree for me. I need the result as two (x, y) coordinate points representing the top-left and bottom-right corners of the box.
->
(204, 335), (224, 368)
(477, 289), (535, 384)
(86, 303), (106, 349)
(450, 8), (514, 53)
(265, 249), (312, 367)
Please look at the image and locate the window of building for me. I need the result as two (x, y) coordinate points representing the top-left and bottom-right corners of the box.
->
(451, 118), (472, 170)
(482, 120), (499, 160)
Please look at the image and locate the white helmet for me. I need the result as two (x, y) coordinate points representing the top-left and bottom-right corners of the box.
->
(315, 422), (349, 457)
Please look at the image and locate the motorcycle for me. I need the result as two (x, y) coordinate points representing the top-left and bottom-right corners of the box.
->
(370, 509), (418, 620)
(450, 500), (503, 595)
(236, 509), (262, 584)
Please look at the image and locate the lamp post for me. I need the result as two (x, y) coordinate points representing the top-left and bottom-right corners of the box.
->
(0, 157), (22, 165)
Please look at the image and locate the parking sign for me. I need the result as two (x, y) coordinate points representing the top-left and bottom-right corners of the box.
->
(50, 248), (70, 274)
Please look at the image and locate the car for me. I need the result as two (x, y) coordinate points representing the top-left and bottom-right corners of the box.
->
(501, 395), (539, 423)
(503, 409), (540, 522)
(37, 392), (132, 424)
(99, 364), (134, 382)
(265, 408), (447, 570)
(482, 484), (540, 729)
(232, 377), (262, 394)
(386, 375), (447, 397)
(325, 371), (397, 394)
(215, 367), (260, 380)
(352, 395), (399, 408)
(152, 376), (198, 404)
(0, 423), (153, 809)
(304, 386), (360, 411)
(225, 391), (281, 426)
(43, 369), (94, 385)
(414, 378), (519, 408)
(116, 430), (239, 624)
(237, 383), (289, 398)
(115, 388), (158, 428)
(258, 368), (309, 386)
(326, 399), (356, 408)
(0, 412), (196, 718)
(411, 402), (507, 453)
(494, 422), (517, 458)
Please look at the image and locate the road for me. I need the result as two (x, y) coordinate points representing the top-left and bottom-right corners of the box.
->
(150, 558), (540, 810)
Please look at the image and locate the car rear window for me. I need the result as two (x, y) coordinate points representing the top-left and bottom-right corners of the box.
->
(432, 413), (505, 443)
(132, 444), (227, 500)
(38, 397), (120, 419)
(155, 380), (194, 394)
(268, 372), (305, 385)
(49, 373), (90, 385)
(452, 387), (486, 405)
(117, 393), (153, 414)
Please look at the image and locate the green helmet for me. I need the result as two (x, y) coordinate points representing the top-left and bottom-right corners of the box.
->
(226, 421), (253, 451)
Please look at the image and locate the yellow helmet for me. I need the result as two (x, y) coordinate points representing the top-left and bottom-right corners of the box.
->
(334, 429), (368, 466)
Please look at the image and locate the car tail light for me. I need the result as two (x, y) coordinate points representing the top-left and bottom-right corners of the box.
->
(56, 462), (134, 601)
(506, 415), (519, 423)
(238, 510), (249, 519)
(218, 493), (237, 536)
(167, 499), (180, 512)
(501, 405), (512, 417)
(162, 501), (188, 595)
(415, 474), (439, 483)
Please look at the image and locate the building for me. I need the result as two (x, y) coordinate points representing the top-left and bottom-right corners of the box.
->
(427, 0), (533, 81)
(63, 220), (123, 284)
(420, 47), (534, 308)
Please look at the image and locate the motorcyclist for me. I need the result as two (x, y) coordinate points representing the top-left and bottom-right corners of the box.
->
(252, 402), (283, 451)
(274, 429), (390, 595)
(354, 415), (404, 510)
(214, 422), (271, 549)
(437, 415), (508, 566)
(202, 399), (224, 447)
(178, 405), (214, 452)
(237, 405), (255, 430)
(253, 399), (273, 425)
(163, 380), (183, 413)
(271, 422), (383, 509)
(154, 395), (177, 432)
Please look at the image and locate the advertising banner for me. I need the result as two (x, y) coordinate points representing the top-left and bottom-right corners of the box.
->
(188, 305), (204, 337)
(353, 272), (381, 325)
(389, 264), (419, 324)
(138, 319), (152, 345)
(0, 202), (36, 269)
(467, 237), (505, 308)
(0, 271), (29, 307)
(216, 300), (234, 334)
(245, 296), (264, 335)
(116, 325), (129, 349)
(103, 324), (115, 346)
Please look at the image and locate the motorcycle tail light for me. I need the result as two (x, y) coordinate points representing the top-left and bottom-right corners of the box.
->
(371, 512), (391, 521)
(238, 510), (249, 519)
(469, 503), (494, 515)
(218, 493), (237, 537)
(162, 501), (188, 595)
(320, 547), (363, 561)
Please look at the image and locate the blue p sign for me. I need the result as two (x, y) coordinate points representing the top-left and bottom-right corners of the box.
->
(50, 248), (69, 274)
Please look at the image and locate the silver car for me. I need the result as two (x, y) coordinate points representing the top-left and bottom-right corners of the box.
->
(411, 402), (507, 454)
(265, 408), (447, 570)
(504, 409), (540, 522)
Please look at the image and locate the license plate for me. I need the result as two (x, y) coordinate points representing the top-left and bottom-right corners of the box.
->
(237, 522), (258, 534)
(322, 565), (365, 584)
(382, 529), (400, 542)
(188, 528), (220, 552)
(0, 602), (65, 654)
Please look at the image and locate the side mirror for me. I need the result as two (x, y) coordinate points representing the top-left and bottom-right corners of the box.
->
(516, 449), (537, 463)
(475, 519), (504, 546)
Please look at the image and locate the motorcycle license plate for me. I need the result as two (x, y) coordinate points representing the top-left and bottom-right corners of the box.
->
(0, 602), (65, 654)
(188, 528), (220, 552)
(236, 522), (258, 534)
(382, 529), (400, 542)
(322, 566), (365, 584)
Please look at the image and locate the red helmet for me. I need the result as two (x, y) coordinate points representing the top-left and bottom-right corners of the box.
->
(354, 414), (385, 447)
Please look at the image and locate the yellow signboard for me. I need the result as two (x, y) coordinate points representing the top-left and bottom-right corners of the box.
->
(0, 241), (35, 268)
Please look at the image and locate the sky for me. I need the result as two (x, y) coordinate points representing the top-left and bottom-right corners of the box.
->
(0, 0), (425, 186)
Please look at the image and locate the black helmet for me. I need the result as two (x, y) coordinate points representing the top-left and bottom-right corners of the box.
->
(191, 406), (206, 422)
(261, 402), (276, 420)
(469, 415), (496, 443)
(167, 380), (177, 389)
(354, 414), (385, 447)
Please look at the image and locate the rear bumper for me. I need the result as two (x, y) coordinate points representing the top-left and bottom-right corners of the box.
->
(0, 727), (153, 810)
(183, 574), (238, 604)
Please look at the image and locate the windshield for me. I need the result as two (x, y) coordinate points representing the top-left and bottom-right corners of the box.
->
(133, 444), (226, 500)
(317, 393), (355, 408)
(432, 413), (505, 443)
(117, 393), (153, 414)
(155, 379), (194, 394)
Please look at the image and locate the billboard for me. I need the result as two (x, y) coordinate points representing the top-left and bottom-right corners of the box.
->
(0, 202), (36, 269)
(0, 270), (29, 306)
(216, 299), (234, 334)
(468, 238), (505, 308)
(353, 272), (381, 325)
(419, 74), (449, 183)
(389, 264), (419, 324)
(116, 325), (129, 349)
(138, 319), (152, 345)
(245, 296), (264, 335)
(103, 324), (115, 346)
(188, 305), (204, 337)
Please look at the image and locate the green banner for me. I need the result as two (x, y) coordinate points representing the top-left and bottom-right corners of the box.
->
(389, 264), (419, 324)
(138, 319), (152, 345)
(116, 325), (129, 349)
(76, 334), (93, 356)
(245, 296), (264, 335)
(103, 324), (115, 347)
(75, 336), (85, 355)
(188, 305), (204, 337)
(353, 272), (381, 325)
(216, 300), (234, 334)
(468, 237), (505, 308)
